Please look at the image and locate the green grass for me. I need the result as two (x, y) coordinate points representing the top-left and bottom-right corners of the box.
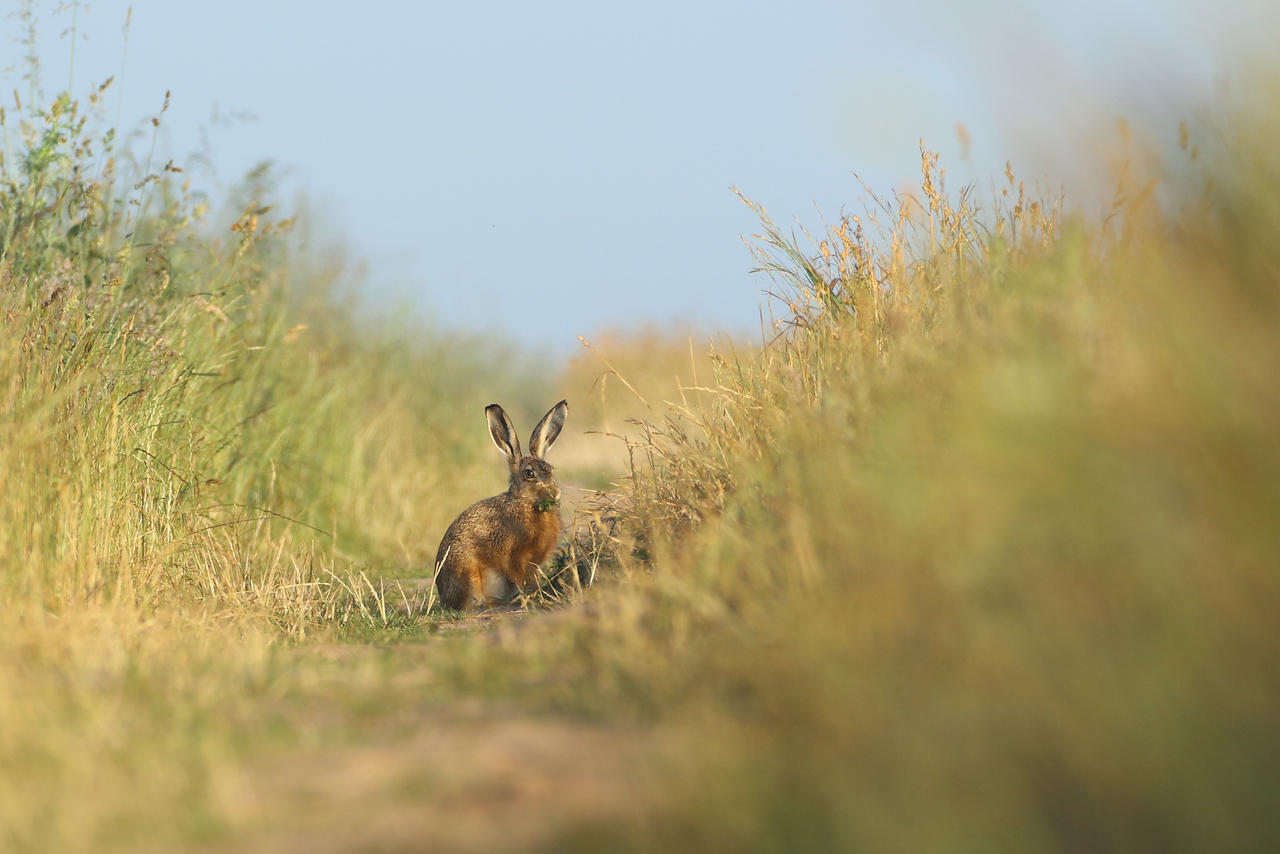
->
(1, 13), (1278, 852)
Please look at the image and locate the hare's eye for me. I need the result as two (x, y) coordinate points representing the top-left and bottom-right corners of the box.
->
(524, 468), (535, 480)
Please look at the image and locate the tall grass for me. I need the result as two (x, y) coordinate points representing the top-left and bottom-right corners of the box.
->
(0, 53), (532, 851)
(0, 70), (515, 625)
(464, 112), (1280, 851)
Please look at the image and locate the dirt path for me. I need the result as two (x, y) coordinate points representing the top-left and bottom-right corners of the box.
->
(205, 596), (661, 853)
(232, 713), (654, 853)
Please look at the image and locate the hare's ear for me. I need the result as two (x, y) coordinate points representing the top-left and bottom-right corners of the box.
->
(529, 399), (568, 459)
(486, 404), (522, 461)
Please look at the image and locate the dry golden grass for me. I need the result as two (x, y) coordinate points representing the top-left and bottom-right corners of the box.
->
(547, 326), (744, 488)
(451, 110), (1280, 851)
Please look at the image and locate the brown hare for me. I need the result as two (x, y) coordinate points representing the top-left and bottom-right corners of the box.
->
(434, 400), (568, 610)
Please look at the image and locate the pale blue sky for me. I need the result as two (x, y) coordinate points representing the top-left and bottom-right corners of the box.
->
(9, 1), (1274, 351)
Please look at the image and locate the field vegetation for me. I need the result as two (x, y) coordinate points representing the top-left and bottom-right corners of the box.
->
(1, 12), (1277, 852)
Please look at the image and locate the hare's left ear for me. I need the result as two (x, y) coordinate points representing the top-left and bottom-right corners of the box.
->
(529, 400), (568, 459)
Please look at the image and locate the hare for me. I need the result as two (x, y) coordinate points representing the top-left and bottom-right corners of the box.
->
(434, 400), (568, 610)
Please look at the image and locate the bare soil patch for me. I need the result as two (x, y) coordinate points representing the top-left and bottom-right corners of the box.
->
(221, 710), (658, 853)
(204, 602), (659, 852)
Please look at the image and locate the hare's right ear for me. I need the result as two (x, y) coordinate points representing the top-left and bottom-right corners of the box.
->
(485, 404), (522, 461)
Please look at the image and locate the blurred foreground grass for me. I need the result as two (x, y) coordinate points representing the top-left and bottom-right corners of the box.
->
(452, 109), (1280, 850)
(1, 26), (1278, 853)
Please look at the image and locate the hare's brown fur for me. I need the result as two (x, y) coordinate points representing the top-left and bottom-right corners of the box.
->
(435, 402), (567, 610)
(435, 491), (562, 608)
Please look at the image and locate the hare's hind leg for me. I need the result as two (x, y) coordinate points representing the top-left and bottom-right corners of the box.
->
(478, 566), (517, 608)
